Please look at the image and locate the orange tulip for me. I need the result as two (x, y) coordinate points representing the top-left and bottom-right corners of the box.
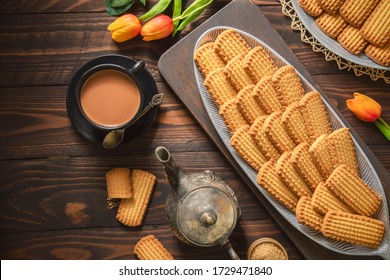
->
(346, 92), (390, 141)
(346, 92), (382, 122)
(108, 14), (141, 43)
(141, 15), (174, 41)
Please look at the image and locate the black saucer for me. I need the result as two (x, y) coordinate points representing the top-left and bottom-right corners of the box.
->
(66, 55), (159, 145)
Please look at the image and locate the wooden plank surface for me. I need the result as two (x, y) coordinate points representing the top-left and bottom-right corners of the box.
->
(158, 0), (390, 259)
(0, 0), (388, 260)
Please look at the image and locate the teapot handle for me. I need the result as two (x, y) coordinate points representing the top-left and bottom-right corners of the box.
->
(223, 240), (240, 260)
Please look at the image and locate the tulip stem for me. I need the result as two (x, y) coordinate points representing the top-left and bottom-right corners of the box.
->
(374, 117), (390, 141)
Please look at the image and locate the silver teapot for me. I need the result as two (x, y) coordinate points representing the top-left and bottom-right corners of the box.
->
(155, 146), (241, 259)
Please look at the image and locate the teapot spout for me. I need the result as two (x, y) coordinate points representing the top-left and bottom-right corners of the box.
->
(155, 146), (185, 189)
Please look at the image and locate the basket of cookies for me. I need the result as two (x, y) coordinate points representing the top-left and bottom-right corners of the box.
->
(280, 0), (389, 83)
(193, 26), (389, 258)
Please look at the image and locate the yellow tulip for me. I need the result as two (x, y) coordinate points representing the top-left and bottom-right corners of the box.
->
(141, 15), (174, 41)
(108, 14), (141, 43)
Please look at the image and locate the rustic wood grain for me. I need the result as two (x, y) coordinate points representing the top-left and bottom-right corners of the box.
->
(0, 221), (303, 260)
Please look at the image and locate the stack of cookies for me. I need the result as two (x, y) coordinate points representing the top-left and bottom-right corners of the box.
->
(194, 28), (385, 248)
(299, 0), (390, 67)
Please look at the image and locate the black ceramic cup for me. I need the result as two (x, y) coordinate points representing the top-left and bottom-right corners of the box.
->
(75, 60), (145, 131)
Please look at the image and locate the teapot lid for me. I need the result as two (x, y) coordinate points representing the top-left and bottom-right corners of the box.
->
(177, 186), (238, 246)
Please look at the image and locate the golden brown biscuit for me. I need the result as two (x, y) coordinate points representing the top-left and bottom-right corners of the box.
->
(235, 85), (265, 124)
(309, 134), (335, 179)
(219, 98), (248, 133)
(106, 167), (133, 199)
(214, 29), (251, 63)
(360, 0), (390, 47)
(194, 42), (226, 77)
(316, 0), (345, 15)
(337, 25), (368, 55)
(243, 46), (277, 83)
(299, 0), (323, 17)
(116, 169), (156, 227)
(249, 116), (281, 161)
(224, 53), (254, 92)
(282, 101), (312, 145)
(365, 41), (390, 67)
(311, 182), (355, 215)
(321, 210), (385, 248)
(296, 196), (324, 231)
(252, 76), (284, 114)
(264, 111), (296, 153)
(299, 91), (332, 141)
(316, 12), (348, 39)
(326, 128), (359, 175)
(204, 68), (237, 107)
(325, 164), (382, 217)
(272, 66), (304, 107)
(134, 235), (174, 260)
(275, 151), (313, 198)
(290, 142), (324, 191)
(257, 161), (299, 212)
(339, 0), (380, 28)
(230, 125), (267, 171)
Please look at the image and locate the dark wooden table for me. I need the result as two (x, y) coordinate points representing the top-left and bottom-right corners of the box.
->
(0, 0), (388, 260)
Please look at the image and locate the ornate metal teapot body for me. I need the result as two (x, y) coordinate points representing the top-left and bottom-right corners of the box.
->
(155, 146), (241, 259)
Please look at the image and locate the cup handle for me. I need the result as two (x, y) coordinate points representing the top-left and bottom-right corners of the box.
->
(128, 61), (145, 76)
(223, 240), (240, 260)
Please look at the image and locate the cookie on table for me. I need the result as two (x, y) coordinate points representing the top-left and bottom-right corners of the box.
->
(134, 235), (174, 260)
(339, 0), (380, 28)
(249, 116), (281, 161)
(321, 210), (385, 248)
(311, 182), (355, 215)
(316, 12), (347, 39)
(296, 196), (324, 231)
(290, 142), (324, 191)
(106, 167), (133, 199)
(299, 0), (323, 17)
(316, 0), (345, 15)
(264, 111), (296, 153)
(230, 125), (267, 171)
(325, 164), (382, 217)
(337, 25), (368, 55)
(194, 42), (225, 77)
(360, 0), (390, 47)
(116, 169), (156, 227)
(365, 41), (390, 67)
(204, 68), (237, 107)
(309, 134), (335, 179)
(235, 85), (265, 124)
(224, 53), (254, 92)
(275, 151), (313, 198)
(214, 29), (251, 63)
(252, 76), (284, 114)
(281, 101), (312, 145)
(257, 161), (299, 212)
(243, 46), (277, 83)
(299, 91), (332, 142)
(272, 66), (304, 108)
(326, 128), (359, 175)
(219, 98), (248, 133)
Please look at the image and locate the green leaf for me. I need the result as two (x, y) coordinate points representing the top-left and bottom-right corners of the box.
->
(106, 0), (135, 16)
(140, 0), (146, 5)
(138, 0), (172, 22)
(110, 0), (132, 8)
(176, 0), (213, 32)
(172, 0), (182, 36)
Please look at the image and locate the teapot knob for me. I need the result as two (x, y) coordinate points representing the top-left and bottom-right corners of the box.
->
(200, 211), (217, 227)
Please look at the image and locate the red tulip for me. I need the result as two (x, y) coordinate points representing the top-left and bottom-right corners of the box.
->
(346, 92), (382, 122)
(108, 14), (141, 43)
(141, 15), (174, 41)
(346, 92), (389, 141)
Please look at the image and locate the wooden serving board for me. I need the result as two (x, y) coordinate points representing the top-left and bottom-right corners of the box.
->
(158, 0), (390, 259)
